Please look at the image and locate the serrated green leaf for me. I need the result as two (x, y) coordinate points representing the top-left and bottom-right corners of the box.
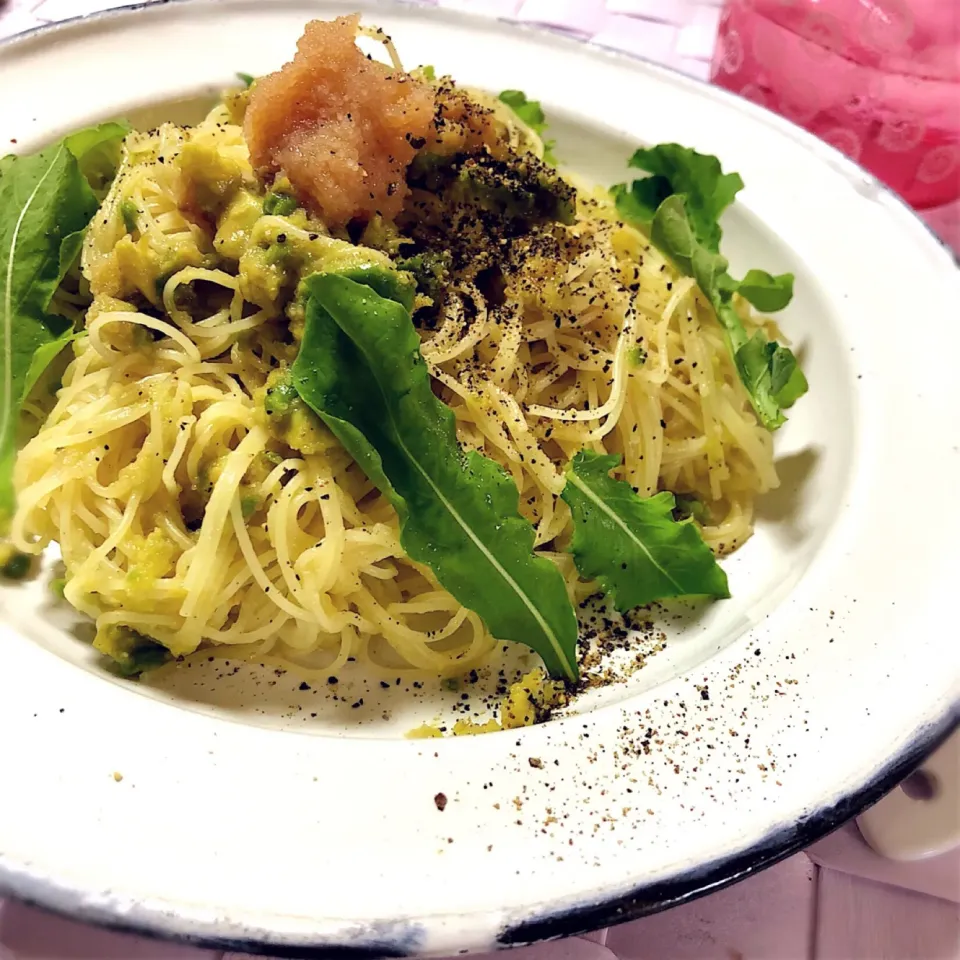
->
(292, 271), (579, 680)
(498, 89), (557, 165)
(651, 196), (806, 430)
(611, 176), (673, 229)
(774, 361), (808, 409)
(64, 120), (131, 199)
(23, 331), (81, 403)
(561, 450), (729, 610)
(0, 122), (128, 523)
(615, 147), (808, 431)
(628, 144), (743, 251)
(735, 332), (808, 425)
(738, 268), (794, 313)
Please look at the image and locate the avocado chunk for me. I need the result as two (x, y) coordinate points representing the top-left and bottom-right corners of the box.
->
(408, 150), (576, 226)
(94, 624), (171, 678)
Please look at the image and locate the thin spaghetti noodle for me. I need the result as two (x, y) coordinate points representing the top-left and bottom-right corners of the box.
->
(11, 30), (779, 678)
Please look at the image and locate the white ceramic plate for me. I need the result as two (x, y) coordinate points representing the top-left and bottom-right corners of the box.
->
(1, 1), (958, 955)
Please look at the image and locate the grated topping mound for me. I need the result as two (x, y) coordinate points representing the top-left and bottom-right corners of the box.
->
(244, 15), (436, 228)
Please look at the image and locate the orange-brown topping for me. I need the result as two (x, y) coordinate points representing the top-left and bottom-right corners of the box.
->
(244, 15), (435, 228)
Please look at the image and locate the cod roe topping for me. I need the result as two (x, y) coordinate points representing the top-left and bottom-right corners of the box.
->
(244, 14), (435, 228)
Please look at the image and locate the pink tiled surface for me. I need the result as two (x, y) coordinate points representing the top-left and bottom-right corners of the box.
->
(0, 846), (957, 959)
(0, 0), (723, 80)
(1, 0), (958, 957)
(4, 0), (958, 249)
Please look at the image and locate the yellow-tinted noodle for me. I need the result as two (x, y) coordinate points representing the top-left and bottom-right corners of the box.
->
(12, 78), (777, 676)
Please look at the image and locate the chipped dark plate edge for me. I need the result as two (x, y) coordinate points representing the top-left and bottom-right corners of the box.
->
(1, 1), (958, 957)
(499, 704), (960, 946)
(1, 706), (955, 958)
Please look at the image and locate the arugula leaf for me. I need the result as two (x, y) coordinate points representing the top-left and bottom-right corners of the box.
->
(498, 89), (557, 166)
(23, 332), (82, 402)
(736, 328), (808, 418)
(237, 72), (255, 87)
(561, 450), (729, 610)
(0, 122), (129, 523)
(499, 90), (547, 132)
(292, 270), (579, 680)
(613, 144), (806, 430)
(737, 268), (794, 313)
(610, 176), (673, 229)
(649, 195), (804, 427)
(626, 144), (743, 251)
(63, 121), (130, 199)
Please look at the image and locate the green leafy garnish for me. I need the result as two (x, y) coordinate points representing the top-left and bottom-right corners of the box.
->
(615, 145), (743, 250)
(561, 450), (729, 611)
(737, 268), (795, 313)
(498, 89), (557, 166)
(650, 195), (803, 427)
(291, 269), (579, 680)
(237, 72), (255, 87)
(421, 65), (436, 81)
(61, 123), (129, 200)
(612, 144), (806, 429)
(0, 121), (129, 525)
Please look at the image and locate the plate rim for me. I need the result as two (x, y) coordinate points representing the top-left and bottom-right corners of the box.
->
(1, 712), (956, 955)
(0, 0), (958, 955)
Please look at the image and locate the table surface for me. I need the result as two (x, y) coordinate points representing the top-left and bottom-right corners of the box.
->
(0, 0), (958, 957)
(0, 828), (958, 959)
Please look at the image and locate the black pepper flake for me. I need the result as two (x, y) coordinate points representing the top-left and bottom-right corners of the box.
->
(434, 792), (448, 811)
(299, 681), (311, 691)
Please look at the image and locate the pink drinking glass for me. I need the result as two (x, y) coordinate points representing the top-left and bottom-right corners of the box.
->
(710, 0), (960, 212)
